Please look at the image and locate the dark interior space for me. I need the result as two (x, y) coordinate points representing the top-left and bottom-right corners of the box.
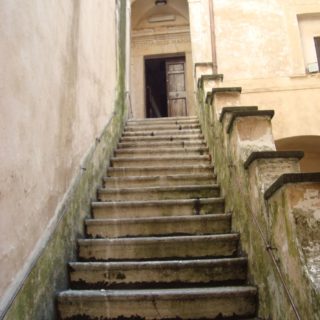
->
(145, 58), (168, 118)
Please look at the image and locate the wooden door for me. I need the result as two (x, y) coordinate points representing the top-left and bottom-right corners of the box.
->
(166, 59), (187, 117)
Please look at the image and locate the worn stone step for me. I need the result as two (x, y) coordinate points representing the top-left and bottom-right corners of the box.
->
(114, 146), (209, 157)
(78, 234), (239, 261)
(86, 214), (231, 238)
(125, 123), (200, 132)
(120, 133), (204, 142)
(118, 140), (206, 149)
(103, 173), (216, 188)
(127, 116), (198, 126)
(107, 164), (214, 177)
(111, 155), (210, 168)
(122, 128), (202, 137)
(97, 185), (220, 202)
(69, 257), (248, 290)
(57, 286), (257, 319)
(92, 197), (225, 219)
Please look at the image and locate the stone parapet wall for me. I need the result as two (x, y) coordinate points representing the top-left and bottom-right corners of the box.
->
(196, 69), (320, 319)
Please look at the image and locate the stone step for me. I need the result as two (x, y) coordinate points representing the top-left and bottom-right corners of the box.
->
(122, 128), (202, 137)
(103, 173), (216, 188)
(69, 257), (248, 290)
(125, 123), (200, 132)
(78, 234), (240, 261)
(57, 286), (257, 319)
(97, 185), (220, 202)
(85, 213), (231, 238)
(114, 146), (209, 157)
(118, 139), (206, 149)
(110, 155), (210, 168)
(120, 133), (204, 142)
(92, 197), (225, 219)
(106, 164), (214, 177)
(127, 116), (198, 125)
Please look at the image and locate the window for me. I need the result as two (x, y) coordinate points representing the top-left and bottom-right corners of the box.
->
(315, 37), (320, 70)
(297, 14), (320, 73)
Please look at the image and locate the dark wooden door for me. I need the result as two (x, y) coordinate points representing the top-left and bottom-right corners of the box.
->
(166, 59), (187, 117)
(315, 37), (320, 70)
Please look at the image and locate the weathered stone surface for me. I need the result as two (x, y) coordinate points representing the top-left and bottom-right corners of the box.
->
(85, 213), (231, 238)
(197, 78), (320, 319)
(110, 154), (210, 168)
(78, 234), (239, 261)
(58, 287), (257, 319)
(92, 197), (225, 219)
(69, 257), (247, 289)
(107, 164), (213, 177)
(97, 184), (220, 201)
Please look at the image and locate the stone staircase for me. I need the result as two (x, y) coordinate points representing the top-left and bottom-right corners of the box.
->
(57, 116), (258, 320)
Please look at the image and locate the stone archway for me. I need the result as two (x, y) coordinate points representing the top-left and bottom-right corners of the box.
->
(276, 135), (320, 172)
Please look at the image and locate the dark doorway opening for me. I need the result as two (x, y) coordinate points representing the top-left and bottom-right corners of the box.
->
(145, 58), (168, 118)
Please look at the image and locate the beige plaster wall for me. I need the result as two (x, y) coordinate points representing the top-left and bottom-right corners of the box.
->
(0, 0), (117, 300)
(210, 0), (320, 141)
(188, 0), (212, 64)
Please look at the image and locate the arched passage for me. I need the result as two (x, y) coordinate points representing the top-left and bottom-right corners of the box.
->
(276, 136), (320, 173)
(130, 0), (195, 119)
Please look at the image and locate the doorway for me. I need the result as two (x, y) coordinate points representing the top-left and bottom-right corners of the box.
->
(145, 56), (187, 118)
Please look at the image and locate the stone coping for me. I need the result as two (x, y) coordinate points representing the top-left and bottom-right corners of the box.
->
(205, 87), (242, 105)
(226, 110), (274, 134)
(264, 172), (320, 200)
(244, 151), (305, 170)
(212, 87), (242, 94)
(197, 74), (224, 89)
(219, 106), (258, 123)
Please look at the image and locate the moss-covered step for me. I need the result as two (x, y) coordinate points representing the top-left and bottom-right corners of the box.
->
(69, 257), (248, 290)
(122, 128), (202, 137)
(110, 155), (210, 168)
(57, 286), (257, 320)
(114, 146), (209, 157)
(124, 122), (200, 132)
(118, 139), (206, 149)
(92, 197), (225, 219)
(85, 213), (231, 238)
(77, 234), (240, 261)
(97, 184), (220, 201)
(120, 133), (204, 143)
(103, 173), (216, 188)
(106, 164), (214, 177)
(127, 116), (198, 126)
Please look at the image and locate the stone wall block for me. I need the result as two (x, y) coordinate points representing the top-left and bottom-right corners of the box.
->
(266, 178), (320, 319)
(213, 92), (241, 116)
(247, 157), (301, 239)
(229, 116), (275, 163)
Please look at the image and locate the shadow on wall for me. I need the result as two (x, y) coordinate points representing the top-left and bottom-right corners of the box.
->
(276, 136), (320, 173)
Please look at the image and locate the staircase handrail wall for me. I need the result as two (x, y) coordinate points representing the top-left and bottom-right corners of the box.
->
(196, 70), (320, 320)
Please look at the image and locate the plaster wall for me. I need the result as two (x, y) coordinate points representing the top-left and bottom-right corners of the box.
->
(188, 0), (212, 64)
(209, 0), (320, 142)
(0, 0), (117, 301)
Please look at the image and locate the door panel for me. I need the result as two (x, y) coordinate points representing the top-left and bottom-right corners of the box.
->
(166, 59), (187, 117)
